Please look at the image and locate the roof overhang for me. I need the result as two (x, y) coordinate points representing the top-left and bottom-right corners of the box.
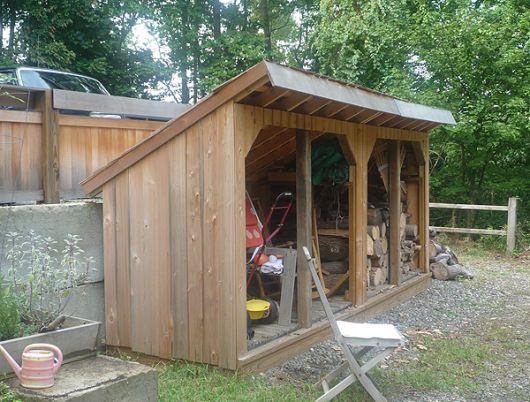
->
(81, 61), (455, 195)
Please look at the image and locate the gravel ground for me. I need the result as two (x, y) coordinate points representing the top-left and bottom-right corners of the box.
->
(265, 248), (530, 401)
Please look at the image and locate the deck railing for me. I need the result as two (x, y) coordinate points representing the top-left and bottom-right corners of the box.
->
(429, 197), (518, 253)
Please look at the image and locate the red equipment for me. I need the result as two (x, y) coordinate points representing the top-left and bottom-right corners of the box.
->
(246, 192), (293, 288)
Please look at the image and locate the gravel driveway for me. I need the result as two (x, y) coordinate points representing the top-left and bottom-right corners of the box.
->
(266, 248), (530, 401)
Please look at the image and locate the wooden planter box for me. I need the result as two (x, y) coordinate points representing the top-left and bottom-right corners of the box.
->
(0, 316), (100, 377)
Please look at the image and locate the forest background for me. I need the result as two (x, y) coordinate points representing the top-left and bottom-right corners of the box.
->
(0, 0), (528, 244)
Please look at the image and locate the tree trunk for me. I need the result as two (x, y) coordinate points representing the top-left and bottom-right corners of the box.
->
(212, 0), (221, 40)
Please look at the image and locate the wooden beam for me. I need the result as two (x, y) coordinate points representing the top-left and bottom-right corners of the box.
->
(250, 88), (291, 107)
(430, 226), (507, 236)
(429, 202), (508, 211)
(411, 141), (426, 166)
(388, 140), (401, 285)
(278, 94), (313, 111)
(295, 98), (332, 115)
(37, 90), (60, 203)
(53, 89), (190, 120)
(296, 130), (312, 328)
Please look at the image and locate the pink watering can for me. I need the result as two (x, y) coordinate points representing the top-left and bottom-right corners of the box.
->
(0, 343), (63, 389)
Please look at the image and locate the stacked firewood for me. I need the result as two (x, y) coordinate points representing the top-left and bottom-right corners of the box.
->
(367, 208), (389, 287)
(429, 234), (473, 280)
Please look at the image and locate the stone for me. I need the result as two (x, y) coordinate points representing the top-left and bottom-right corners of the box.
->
(7, 356), (157, 402)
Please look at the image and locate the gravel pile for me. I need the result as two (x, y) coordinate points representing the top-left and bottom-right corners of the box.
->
(266, 255), (530, 401)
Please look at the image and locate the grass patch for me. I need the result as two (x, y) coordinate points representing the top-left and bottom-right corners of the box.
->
(159, 361), (320, 402)
(380, 336), (494, 394)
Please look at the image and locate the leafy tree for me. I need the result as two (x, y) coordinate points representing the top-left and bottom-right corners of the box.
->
(410, 0), (530, 229)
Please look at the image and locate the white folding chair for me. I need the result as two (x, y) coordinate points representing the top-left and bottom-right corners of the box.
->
(302, 246), (405, 402)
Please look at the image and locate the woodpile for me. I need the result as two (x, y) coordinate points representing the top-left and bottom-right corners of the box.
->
(428, 236), (473, 280)
(367, 207), (389, 287)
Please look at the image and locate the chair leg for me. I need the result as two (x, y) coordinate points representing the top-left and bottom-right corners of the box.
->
(316, 374), (357, 402)
(342, 343), (389, 402)
(317, 361), (349, 392)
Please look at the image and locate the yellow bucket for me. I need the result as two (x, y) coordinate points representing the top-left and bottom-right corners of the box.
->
(246, 299), (270, 320)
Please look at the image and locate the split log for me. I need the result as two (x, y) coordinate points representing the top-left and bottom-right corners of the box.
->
(367, 225), (380, 240)
(367, 235), (374, 256)
(399, 213), (407, 239)
(380, 237), (388, 254)
(379, 222), (387, 237)
(431, 260), (474, 281)
(370, 255), (385, 268)
(367, 209), (383, 226)
(318, 236), (349, 261)
(405, 224), (418, 240)
(373, 239), (384, 257)
(369, 267), (387, 287)
(430, 253), (455, 264)
(321, 260), (348, 275)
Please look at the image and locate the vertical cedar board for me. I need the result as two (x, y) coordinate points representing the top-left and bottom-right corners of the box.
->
(216, 103), (238, 369)
(128, 147), (172, 358)
(201, 113), (220, 365)
(128, 158), (149, 355)
(169, 132), (189, 360)
(186, 125), (204, 362)
(233, 103), (251, 360)
(115, 171), (131, 347)
(102, 181), (119, 345)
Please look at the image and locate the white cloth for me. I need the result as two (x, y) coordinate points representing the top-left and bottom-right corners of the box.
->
(260, 256), (284, 275)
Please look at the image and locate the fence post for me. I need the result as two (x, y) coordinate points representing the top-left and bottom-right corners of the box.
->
(506, 197), (517, 254)
(36, 89), (60, 203)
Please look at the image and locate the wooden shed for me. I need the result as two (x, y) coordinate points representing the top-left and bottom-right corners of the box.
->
(81, 61), (455, 370)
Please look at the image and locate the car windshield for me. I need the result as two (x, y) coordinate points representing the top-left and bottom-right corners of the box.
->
(0, 70), (17, 85)
(20, 70), (108, 94)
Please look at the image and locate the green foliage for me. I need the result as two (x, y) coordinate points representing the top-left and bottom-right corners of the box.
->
(2, 231), (94, 332)
(1, 0), (527, 234)
(0, 383), (21, 402)
(0, 286), (20, 341)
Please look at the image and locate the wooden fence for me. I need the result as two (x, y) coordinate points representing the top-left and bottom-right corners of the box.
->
(0, 85), (188, 203)
(429, 198), (518, 253)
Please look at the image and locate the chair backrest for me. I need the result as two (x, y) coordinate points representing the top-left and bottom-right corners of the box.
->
(302, 246), (345, 342)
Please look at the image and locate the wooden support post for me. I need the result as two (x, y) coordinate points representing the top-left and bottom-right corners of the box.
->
(37, 90), (60, 203)
(388, 140), (401, 285)
(506, 197), (517, 254)
(419, 138), (429, 272)
(296, 129), (312, 328)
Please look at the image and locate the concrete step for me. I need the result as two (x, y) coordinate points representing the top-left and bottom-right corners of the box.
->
(7, 355), (157, 402)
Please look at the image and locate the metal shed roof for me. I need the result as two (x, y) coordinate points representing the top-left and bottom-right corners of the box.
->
(82, 61), (455, 195)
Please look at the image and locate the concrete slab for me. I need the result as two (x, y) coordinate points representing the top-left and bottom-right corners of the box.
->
(7, 356), (157, 402)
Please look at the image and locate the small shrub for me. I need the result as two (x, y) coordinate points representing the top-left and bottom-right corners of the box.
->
(0, 286), (20, 341)
(0, 382), (21, 402)
(2, 231), (94, 333)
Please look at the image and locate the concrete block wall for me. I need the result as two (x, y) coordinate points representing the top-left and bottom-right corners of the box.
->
(0, 201), (105, 333)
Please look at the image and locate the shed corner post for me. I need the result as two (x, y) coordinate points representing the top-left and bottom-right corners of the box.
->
(296, 129), (312, 328)
(36, 89), (60, 203)
(418, 137), (430, 273)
